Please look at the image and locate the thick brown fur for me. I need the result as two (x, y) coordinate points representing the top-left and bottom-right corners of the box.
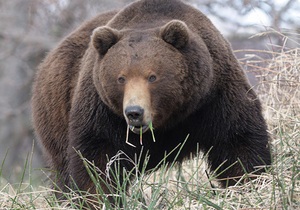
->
(32, 0), (271, 205)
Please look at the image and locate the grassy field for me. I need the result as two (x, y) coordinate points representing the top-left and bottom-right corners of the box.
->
(1, 40), (299, 209)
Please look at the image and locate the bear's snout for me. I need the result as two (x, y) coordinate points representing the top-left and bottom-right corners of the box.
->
(123, 78), (153, 134)
(124, 105), (150, 134)
(125, 105), (144, 126)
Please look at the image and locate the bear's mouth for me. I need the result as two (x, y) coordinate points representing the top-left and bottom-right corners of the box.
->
(129, 125), (149, 134)
(125, 123), (155, 147)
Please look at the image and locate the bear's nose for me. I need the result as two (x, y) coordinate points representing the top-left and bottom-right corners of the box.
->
(125, 106), (144, 125)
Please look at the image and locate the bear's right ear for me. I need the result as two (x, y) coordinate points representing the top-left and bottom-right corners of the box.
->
(92, 26), (120, 56)
(160, 20), (189, 49)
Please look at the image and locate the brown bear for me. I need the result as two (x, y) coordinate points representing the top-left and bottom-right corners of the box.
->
(32, 0), (271, 205)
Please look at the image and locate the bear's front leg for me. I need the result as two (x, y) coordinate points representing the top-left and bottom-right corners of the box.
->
(206, 133), (271, 187)
(67, 142), (129, 208)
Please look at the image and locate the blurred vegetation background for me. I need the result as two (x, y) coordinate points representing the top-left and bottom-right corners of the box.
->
(0, 0), (299, 183)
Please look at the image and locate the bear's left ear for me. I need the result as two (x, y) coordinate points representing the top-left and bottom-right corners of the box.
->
(92, 26), (120, 56)
(160, 20), (189, 49)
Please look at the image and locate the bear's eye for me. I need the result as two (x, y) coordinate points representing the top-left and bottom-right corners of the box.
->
(148, 75), (157, 83)
(117, 76), (126, 84)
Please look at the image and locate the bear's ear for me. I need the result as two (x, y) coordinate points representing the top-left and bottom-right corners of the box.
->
(92, 26), (120, 56)
(160, 20), (189, 49)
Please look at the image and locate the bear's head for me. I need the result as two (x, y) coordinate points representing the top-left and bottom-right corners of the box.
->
(91, 20), (213, 134)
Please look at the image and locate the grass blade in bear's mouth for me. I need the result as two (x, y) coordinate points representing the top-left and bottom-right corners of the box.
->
(130, 125), (149, 145)
(125, 124), (155, 147)
(125, 125), (149, 147)
(129, 125), (149, 134)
